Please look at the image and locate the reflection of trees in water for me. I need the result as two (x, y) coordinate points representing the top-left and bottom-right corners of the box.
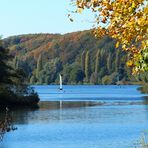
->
(9, 106), (39, 124)
(39, 101), (102, 110)
(143, 98), (148, 105)
(0, 108), (17, 141)
(143, 98), (148, 121)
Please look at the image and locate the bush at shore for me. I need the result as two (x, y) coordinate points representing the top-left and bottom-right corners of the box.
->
(0, 86), (40, 107)
(138, 84), (148, 94)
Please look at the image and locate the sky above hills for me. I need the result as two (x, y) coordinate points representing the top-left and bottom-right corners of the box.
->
(0, 0), (93, 38)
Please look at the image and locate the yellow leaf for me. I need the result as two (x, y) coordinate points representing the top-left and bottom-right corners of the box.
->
(126, 60), (133, 67)
(116, 42), (119, 48)
(77, 8), (83, 13)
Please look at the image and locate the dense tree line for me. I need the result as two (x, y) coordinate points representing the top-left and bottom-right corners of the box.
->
(0, 43), (39, 106)
(3, 30), (148, 85)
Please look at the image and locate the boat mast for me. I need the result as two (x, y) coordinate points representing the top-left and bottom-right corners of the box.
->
(59, 74), (63, 90)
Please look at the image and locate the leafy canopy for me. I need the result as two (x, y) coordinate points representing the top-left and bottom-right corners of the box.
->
(72, 0), (148, 74)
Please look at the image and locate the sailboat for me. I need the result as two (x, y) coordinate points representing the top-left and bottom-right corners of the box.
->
(59, 74), (63, 90)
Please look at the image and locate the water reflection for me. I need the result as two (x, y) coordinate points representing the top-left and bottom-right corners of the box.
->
(39, 101), (103, 110)
(0, 101), (101, 125)
(1, 101), (148, 125)
(143, 99), (148, 121)
(0, 108), (17, 140)
(144, 98), (148, 105)
(0, 101), (148, 148)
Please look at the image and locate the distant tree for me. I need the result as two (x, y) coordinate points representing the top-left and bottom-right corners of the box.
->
(81, 50), (85, 71)
(107, 53), (112, 74)
(99, 67), (107, 78)
(100, 49), (106, 67)
(95, 49), (100, 74)
(36, 54), (43, 80)
(54, 58), (63, 73)
(102, 75), (112, 85)
(69, 64), (85, 83)
(90, 72), (98, 84)
(85, 50), (91, 82)
(13, 56), (19, 70)
(115, 50), (120, 73)
(118, 64), (125, 81)
(30, 75), (37, 84)
(38, 58), (62, 84)
(62, 64), (72, 84)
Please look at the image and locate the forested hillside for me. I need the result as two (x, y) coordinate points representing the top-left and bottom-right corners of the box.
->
(3, 30), (147, 85)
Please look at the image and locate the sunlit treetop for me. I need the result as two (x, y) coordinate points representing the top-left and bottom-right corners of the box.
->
(72, 0), (148, 74)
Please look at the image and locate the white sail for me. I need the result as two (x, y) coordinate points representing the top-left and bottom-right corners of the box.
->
(59, 74), (63, 90)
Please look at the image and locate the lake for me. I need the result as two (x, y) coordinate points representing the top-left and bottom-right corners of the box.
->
(0, 85), (148, 148)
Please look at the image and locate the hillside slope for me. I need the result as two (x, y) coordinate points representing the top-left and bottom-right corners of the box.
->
(3, 30), (144, 84)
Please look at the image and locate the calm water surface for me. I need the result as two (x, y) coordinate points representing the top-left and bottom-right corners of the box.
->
(0, 85), (148, 148)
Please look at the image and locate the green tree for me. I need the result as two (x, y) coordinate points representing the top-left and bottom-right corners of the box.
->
(85, 50), (91, 82)
(100, 49), (106, 67)
(62, 64), (72, 84)
(69, 64), (85, 83)
(95, 49), (100, 74)
(38, 58), (62, 84)
(115, 50), (120, 73)
(36, 54), (43, 79)
(107, 53), (112, 74)
(102, 75), (112, 85)
(118, 64), (125, 81)
(13, 56), (19, 70)
(0, 46), (12, 85)
(0, 44), (39, 106)
(90, 72), (98, 84)
(30, 75), (37, 84)
(81, 50), (85, 71)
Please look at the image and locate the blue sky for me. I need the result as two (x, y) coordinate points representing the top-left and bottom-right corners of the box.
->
(0, 0), (93, 38)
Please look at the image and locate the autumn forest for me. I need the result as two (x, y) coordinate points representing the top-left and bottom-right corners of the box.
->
(3, 30), (148, 85)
